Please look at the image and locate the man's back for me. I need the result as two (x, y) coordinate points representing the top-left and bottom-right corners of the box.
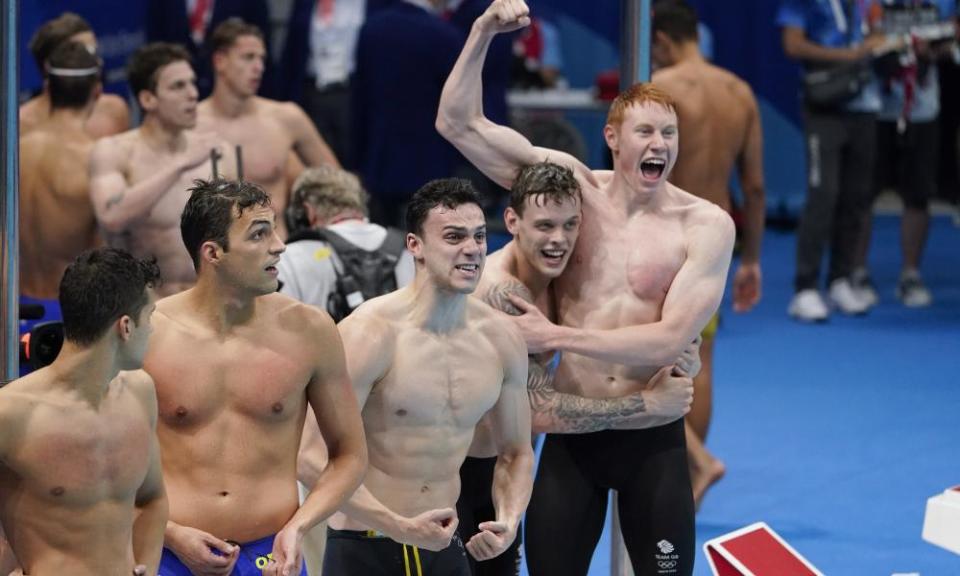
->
(654, 61), (759, 212)
(0, 370), (155, 575)
(20, 93), (130, 140)
(145, 291), (319, 542)
(19, 125), (98, 299)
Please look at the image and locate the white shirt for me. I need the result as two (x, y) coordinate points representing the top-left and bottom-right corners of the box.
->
(309, 0), (366, 88)
(277, 219), (415, 312)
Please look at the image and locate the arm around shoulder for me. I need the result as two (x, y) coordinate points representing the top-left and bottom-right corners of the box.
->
(548, 206), (734, 367)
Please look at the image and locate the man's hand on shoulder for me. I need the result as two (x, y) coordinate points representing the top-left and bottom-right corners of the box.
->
(503, 294), (555, 354)
(481, 278), (534, 316)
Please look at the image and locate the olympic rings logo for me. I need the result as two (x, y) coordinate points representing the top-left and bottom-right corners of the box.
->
(658, 559), (677, 570)
(255, 553), (274, 569)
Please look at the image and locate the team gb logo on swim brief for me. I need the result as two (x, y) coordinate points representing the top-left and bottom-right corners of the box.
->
(657, 540), (675, 554)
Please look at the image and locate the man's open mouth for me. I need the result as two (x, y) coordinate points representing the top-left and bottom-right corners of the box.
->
(541, 249), (566, 265)
(640, 158), (666, 180)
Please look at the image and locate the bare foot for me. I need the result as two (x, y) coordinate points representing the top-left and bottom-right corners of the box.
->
(691, 455), (725, 510)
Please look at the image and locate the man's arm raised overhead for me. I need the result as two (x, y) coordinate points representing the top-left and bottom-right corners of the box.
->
(436, 0), (594, 189)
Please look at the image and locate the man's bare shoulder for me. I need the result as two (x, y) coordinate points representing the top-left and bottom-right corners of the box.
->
(92, 129), (138, 162)
(0, 373), (54, 440)
(117, 370), (158, 420)
(18, 130), (51, 163)
(96, 93), (129, 117)
(337, 296), (400, 352)
(652, 65), (687, 87)
(269, 291), (337, 334)
(469, 298), (526, 362)
(675, 187), (735, 240)
(476, 247), (523, 306)
(590, 169), (615, 188)
(666, 180), (732, 220)
(19, 98), (44, 132)
(118, 369), (156, 398)
(711, 65), (757, 107)
(151, 291), (200, 335)
(265, 98), (306, 121)
(478, 272), (533, 317)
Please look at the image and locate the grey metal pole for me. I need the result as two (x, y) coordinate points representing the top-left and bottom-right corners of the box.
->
(612, 2), (651, 572)
(1, 0), (19, 384)
(620, 0), (652, 88)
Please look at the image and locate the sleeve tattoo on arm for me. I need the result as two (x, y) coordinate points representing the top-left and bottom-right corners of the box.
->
(482, 278), (533, 316)
(483, 279), (647, 434)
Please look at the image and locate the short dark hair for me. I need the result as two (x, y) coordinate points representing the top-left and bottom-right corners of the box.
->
(127, 42), (191, 98)
(509, 162), (582, 217)
(28, 12), (92, 73)
(60, 248), (162, 346)
(652, 1), (699, 43)
(405, 178), (484, 236)
(47, 41), (101, 110)
(210, 18), (265, 55)
(180, 179), (272, 270)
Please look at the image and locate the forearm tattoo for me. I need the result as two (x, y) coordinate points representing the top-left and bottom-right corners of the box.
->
(483, 279), (647, 434)
(528, 360), (647, 433)
(104, 192), (124, 211)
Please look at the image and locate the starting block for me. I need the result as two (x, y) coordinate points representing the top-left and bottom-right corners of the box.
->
(922, 485), (960, 555)
(703, 522), (824, 576)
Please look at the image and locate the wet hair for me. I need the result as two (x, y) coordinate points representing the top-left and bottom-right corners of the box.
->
(180, 179), (272, 270)
(210, 18), (265, 55)
(405, 178), (484, 236)
(126, 42), (191, 98)
(28, 12), (92, 73)
(606, 82), (677, 130)
(59, 248), (161, 346)
(509, 162), (582, 217)
(653, 1), (700, 43)
(287, 167), (368, 233)
(46, 41), (101, 110)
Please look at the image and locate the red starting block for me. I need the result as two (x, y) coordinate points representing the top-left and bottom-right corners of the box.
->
(703, 522), (824, 576)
